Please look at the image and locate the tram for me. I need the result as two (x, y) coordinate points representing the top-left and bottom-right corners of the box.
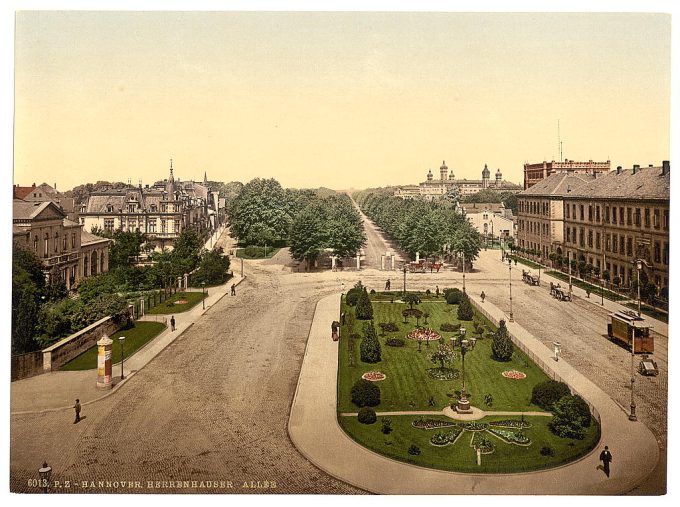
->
(607, 310), (654, 353)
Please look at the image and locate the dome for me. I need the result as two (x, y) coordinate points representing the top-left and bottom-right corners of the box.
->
(440, 160), (448, 170)
(482, 164), (491, 178)
(495, 168), (502, 177)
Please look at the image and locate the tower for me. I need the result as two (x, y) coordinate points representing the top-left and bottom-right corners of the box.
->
(440, 160), (448, 181)
(495, 168), (502, 186)
(482, 164), (491, 188)
(203, 171), (208, 185)
(427, 169), (433, 181)
(166, 159), (176, 199)
(449, 169), (455, 180)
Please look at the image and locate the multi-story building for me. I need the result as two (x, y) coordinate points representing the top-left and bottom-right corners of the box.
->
(523, 159), (610, 189)
(465, 207), (515, 242)
(13, 199), (111, 289)
(78, 163), (214, 250)
(13, 182), (77, 221)
(561, 162), (670, 291)
(516, 173), (596, 259)
(394, 160), (522, 200)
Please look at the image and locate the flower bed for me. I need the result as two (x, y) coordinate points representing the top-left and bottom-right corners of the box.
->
(407, 327), (442, 342)
(412, 418), (457, 430)
(430, 427), (464, 446)
(463, 421), (489, 432)
(488, 419), (532, 429)
(361, 371), (386, 382)
(470, 432), (496, 454)
(502, 370), (527, 379)
(426, 367), (460, 381)
(487, 427), (532, 446)
(174, 299), (189, 305)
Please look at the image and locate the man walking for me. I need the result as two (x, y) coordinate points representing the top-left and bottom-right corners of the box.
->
(170, 315), (176, 332)
(599, 445), (613, 477)
(231, 283), (236, 296)
(73, 399), (81, 424)
(384, 279), (391, 291)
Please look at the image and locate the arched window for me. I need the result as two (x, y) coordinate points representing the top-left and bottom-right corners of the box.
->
(43, 233), (49, 257)
(91, 251), (98, 276)
(83, 254), (89, 278)
(54, 233), (59, 253)
(100, 251), (105, 273)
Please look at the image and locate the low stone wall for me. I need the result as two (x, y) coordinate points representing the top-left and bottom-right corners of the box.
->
(469, 296), (601, 424)
(11, 351), (44, 381)
(42, 310), (130, 372)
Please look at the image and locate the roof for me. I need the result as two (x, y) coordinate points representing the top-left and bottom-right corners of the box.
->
(81, 229), (110, 246)
(564, 166), (669, 201)
(13, 185), (36, 199)
(63, 218), (80, 227)
(13, 199), (65, 220)
(520, 173), (595, 197)
(13, 225), (29, 236)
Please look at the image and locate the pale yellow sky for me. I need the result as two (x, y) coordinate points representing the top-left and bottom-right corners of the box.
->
(13, 11), (671, 190)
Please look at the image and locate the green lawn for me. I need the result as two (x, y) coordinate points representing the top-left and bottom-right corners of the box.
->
(145, 291), (206, 315)
(338, 297), (550, 413)
(236, 246), (280, 259)
(60, 321), (166, 371)
(506, 254), (544, 270)
(339, 414), (600, 474)
(546, 271), (627, 302)
(624, 302), (668, 323)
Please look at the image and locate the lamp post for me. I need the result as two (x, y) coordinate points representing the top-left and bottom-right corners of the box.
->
(455, 328), (476, 413)
(201, 281), (206, 310)
(567, 251), (573, 298)
(600, 277), (604, 306)
(402, 263), (407, 296)
(507, 257), (514, 322)
(118, 336), (125, 380)
(38, 462), (52, 493)
(628, 258), (647, 422)
(462, 251), (466, 294)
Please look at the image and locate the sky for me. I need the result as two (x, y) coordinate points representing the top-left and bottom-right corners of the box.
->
(11, 10), (672, 191)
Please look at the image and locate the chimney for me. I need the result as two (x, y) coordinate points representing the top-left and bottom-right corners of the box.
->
(633, 164), (640, 174)
(616, 166), (622, 174)
(649, 164), (654, 167)
(662, 160), (670, 176)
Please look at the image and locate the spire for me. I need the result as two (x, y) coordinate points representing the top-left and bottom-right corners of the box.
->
(169, 159), (175, 182)
(203, 171), (208, 185)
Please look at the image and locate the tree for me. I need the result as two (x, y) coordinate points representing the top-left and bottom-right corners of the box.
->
(549, 394), (592, 439)
(193, 247), (231, 285)
(457, 294), (474, 321)
(107, 230), (145, 269)
(351, 378), (381, 407)
(359, 321), (381, 363)
(449, 221), (482, 266)
(12, 246), (46, 354)
(491, 319), (513, 361)
(355, 288), (374, 320)
(172, 227), (204, 276)
(462, 189), (502, 203)
(500, 191), (518, 215)
(430, 343), (456, 369)
(530, 380), (571, 411)
(402, 292), (421, 309)
(243, 222), (276, 248)
(289, 204), (326, 269)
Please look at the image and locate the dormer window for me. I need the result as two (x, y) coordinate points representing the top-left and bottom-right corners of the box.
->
(107, 204), (114, 213)
(150, 204), (157, 212)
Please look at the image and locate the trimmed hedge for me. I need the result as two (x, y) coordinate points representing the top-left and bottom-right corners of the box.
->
(358, 407), (377, 424)
(351, 378), (381, 407)
(531, 380), (571, 411)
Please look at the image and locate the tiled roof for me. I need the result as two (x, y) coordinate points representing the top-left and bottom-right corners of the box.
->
(520, 173), (595, 197)
(13, 200), (56, 220)
(13, 185), (35, 199)
(81, 229), (110, 246)
(564, 166), (669, 200)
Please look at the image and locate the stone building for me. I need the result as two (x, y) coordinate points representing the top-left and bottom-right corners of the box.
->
(561, 162), (670, 290)
(523, 159), (610, 189)
(13, 199), (111, 289)
(78, 163), (214, 250)
(13, 182), (77, 221)
(394, 161), (522, 201)
(464, 207), (515, 243)
(516, 173), (596, 259)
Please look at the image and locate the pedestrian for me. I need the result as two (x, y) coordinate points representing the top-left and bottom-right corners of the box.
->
(586, 288), (591, 298)
(514, 258), (517, 266)
(435, 285), (440, 298)
(170, 315), (176, 331)
(385, 279), (391, 291)
(73, 399), (81, 424)
(599, 445), (613, 477)
(480, 291), (486, 303)
(231, 283), (236, 296)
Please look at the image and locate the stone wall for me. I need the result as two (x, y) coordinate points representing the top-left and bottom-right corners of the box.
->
(10, 351), (44, 381)
(42, 310), (130, 372)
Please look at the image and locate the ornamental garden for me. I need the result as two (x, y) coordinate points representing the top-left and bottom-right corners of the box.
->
(337, 284), (600, 473)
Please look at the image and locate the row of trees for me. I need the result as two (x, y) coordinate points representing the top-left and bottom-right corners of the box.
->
(228, 178), (366, 267)
(355, 191), (482, 265)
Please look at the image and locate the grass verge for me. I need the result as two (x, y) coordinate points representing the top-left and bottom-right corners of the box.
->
(146, 291), (206, 315)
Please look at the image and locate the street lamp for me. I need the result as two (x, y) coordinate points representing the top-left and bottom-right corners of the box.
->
(118, 336), (125, 380)
(633, 259), (648, 318)
(462, 252), (466, 294)
(38, 462), (52, 493)
(600, 278), (604, 306)
(628, 258), (647, 422)
(507, 257), (514, 322)
(201, 281), (206, 310)
(402, 263), (407, 295)
(456, 328), (476, 413)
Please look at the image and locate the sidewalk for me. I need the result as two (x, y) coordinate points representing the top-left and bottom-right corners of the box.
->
(288, 293), (659, 494)
(10, 273), (246, 415)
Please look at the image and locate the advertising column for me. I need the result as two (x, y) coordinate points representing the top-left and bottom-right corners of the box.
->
(96, 335), (113, 389)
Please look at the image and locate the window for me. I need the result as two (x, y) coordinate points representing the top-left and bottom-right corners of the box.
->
(579, 228), (585, 247)
(161, 220), (167, 233)
(620, 236), (625, 255)
(653, 209), (660, 228)
(596, 206), (600, 222)
(44, 233), (49, 257)
(612, 234), (618, 253)
(663, 242), (669, 265)
(174, 219), (180, 232)
(104, 218), (115, 231)
(587, 230), (593, 248)
(596, 232), (600, 250)
(626, 237), (633, 256)
(107, 204), (113, 212)
(580, 205), (584, 220)
(161, 204), (167, 213)
(605, 234), (610, 252)
(149, 219), (156, 233)
(619, 207), (624, 224)
(654, 242), (661, 263)
(150, 204), (157, 212)
(634, 208), (641, 227)
(572, 204), (576, 219)
(71, 233), (76, 248)
(664, 210), (669, 229)
(33, 236), (38, 252)
(644, 209), (650, 228)
(605, 206), (610, 223)
(588, 205), (593, 222)
(565, 204), (570, 219)
(54, 233), (59, 253)
(566, 228), (571, 242)
(128, 204), (136, 213)
(627, 208), (632, 225)
(62, 235), (67, 251)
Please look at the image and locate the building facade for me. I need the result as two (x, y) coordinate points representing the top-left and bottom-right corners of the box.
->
(13, 200), (111, 289)
(465, 208), (515, 242)
(14, 182), (77, 221)
(78, 163), (214, 250)
(523, 159), (610, 189)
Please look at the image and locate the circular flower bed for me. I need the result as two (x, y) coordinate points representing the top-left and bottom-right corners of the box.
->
(361, 371), (386, 382)
(502, 370), (527, 379)
(407, 327), (442, 342)
(174, 299), (189, 305)
(427, 367), (460, 381)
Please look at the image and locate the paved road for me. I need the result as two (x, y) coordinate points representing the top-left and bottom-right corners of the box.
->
(348, 194), (404, 269)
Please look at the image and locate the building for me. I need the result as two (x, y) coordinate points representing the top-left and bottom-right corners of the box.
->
(516, 173), (596, 259)
(13, 199), (111, 289)
(394, 160), (522, 200)
(465, 207), (515, 242)
(561, 162), (670, 291)
(523, 159), (610, 189)
(14, 182), (77, 221)
(78, 162), (215, 250)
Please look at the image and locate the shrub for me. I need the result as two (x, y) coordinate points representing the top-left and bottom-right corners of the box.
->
(445, 288), (463, 305)
(548, 394), (592, 439)
(345, 282), (364, 306)
(491, 319), (513, 361)
(457, 294), (474, 321)
(408, 445), (421, 456)
(358, 407), (377, 424)
(381, 418), (393, 434)
(530, 380), (571, 411)
(386, 338), (405, 347)
(355, 288), (374, 320)
(378, 322), (399, 333)
(370, 289), (376, 294)
(540, 446), (556, 457)
(351, 378), (381, 407)
(360, 321), (382, 363)
(440, 323), (461, 332)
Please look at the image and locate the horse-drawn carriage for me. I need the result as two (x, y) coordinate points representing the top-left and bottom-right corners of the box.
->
(549, 282), (571, 301)
(408, 260), (443, 273)
(522, 270), (540, 286)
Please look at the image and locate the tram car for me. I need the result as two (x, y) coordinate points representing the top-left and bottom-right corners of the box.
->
(607, 310), (654, 353)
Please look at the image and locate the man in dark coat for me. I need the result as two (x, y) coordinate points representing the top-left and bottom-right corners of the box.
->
(170, 315), (176, 331)
(231, 284), (236, 296)
(599, 445), (613, 477)
(73, 399), (81, 424)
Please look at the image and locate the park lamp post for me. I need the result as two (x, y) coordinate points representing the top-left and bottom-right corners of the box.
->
(201, 281), (206, 310)
(628, 258), (647, 422)
(456, 328), (477, 413)
(600, 277), (605, 306)
(462, 252), (466, 294)
(507, 257), (514, 322)
(118, 336), (125, 380)
(402, 263), (407, 295)
(38, 462), (52, 493)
